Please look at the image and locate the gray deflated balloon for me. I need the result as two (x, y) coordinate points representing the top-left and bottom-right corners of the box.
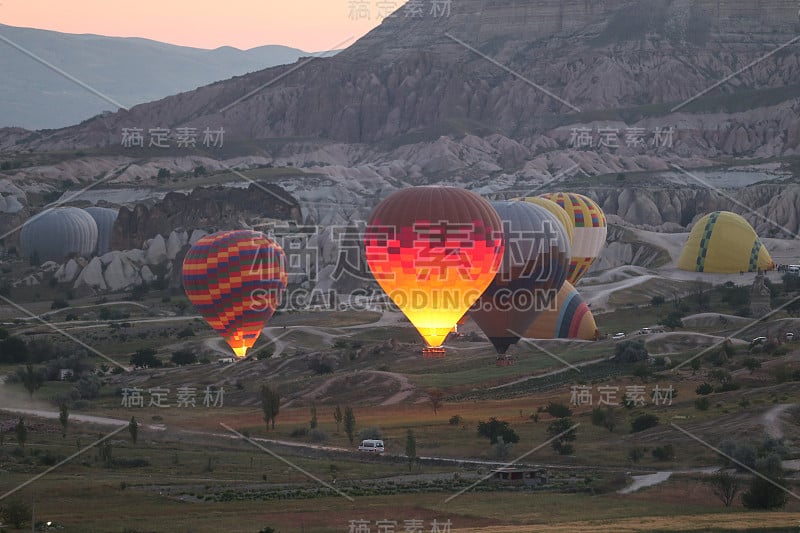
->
(20, 207), (98, 263)
(84, 206), (119, 255)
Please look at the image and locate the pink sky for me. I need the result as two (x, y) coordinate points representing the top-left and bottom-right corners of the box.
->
(0, 0), (405, 51)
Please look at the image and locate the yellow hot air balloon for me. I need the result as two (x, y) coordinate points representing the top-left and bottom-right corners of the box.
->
(678, 211), (775, 273)
(515, 196), (575, 245)
(524, 281), (599, 340)
(539, 192), (607, 284)
(364, 187), (504, 352)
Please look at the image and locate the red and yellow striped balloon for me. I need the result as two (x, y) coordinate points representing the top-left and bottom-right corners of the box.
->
(182, 230), (287, 358)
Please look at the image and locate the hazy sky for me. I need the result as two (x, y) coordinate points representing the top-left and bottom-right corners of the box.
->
(0, 0), (404, 51)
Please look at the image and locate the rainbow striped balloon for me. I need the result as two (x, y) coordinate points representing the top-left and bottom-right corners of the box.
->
(182, 230), (287, 358)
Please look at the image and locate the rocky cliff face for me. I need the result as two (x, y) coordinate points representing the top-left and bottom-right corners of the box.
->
(5, 0), (799, 153)
(111, 184), (302, 250)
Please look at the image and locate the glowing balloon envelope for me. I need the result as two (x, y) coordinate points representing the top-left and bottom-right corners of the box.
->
(182, 230), (287, 358)
(469, 201), (571, 355)
(365, 187), (504, 348)
(678, 211), (775, 273)
(539, 192), (607, 284)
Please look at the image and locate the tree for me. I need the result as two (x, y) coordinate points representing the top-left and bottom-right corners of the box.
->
(631, 413), (659, 432)
(547, 417), (577, 455)
(405, 429), (417, 472)
(477, 418), (520, 445)
(0, 499), (31, 529)
(590, 406), (617, 432)
(59, 401), (69, 438)
(260, 385), (280, 430)
(650, 295), (665, 307)
(21, 364), (44, 397)
(309, 402), (318, 429)
(544, 402), (572, 419)
(741, 455), (788, 509)
(15, 417), (26, 450)
(742, 357), (761, 373)
(130, 348), (162, 368)
(709, 472), (740, 507)
(428, 389), (444, 415)
(170, 350), (197, 366)
(660, 311), (684, 331)
(128, 416), (138, 444)
(344, 406), (356, 444)
(333, 405), (343, 434)
(628, 447), (645, 463)
(695, 382), (714, 395)
(614, 340), (649, 363)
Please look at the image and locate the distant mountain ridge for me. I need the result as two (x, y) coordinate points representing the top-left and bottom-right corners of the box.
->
(0, 24), (313, 129)
(6, 0), (799, 153)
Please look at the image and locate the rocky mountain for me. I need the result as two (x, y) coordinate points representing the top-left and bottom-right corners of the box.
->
(1, 0), (799, 295)
(0, 23), (313, 130)
(5, 0), (799, 155)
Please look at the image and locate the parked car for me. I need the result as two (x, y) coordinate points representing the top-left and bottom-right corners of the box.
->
(638, 327), (652, 335)
(358, 439), (385, 454)
(750, 336), (767, 347)
(612, 332), (626, 340)
(786, 332), (795, 342)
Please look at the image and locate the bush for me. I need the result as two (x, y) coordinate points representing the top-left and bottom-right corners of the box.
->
(0, 499), (31, 529)
(359, 427), (383, 441)
(176, 327), (195, 339)
(477, 418), (519, 445)
(74, 374), (102, 400)
(695, 382), (714, 395)
(308, 429), (328, 443)
(544, 402), (572, 419)
(289, 427), (308, 438)
(631, 414), (659, 433)
(448, 415), (463, 426)
(51, 298), (70, 310)
(652, 444), (675, 461)
(741, 455), (787, 509)
(694, 397), (711, 411)
(170, 350), (197, 366)
(614, 340), (649, 363)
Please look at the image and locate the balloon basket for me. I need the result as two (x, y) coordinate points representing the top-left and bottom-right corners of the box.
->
(495, 356), (514, 367)
(422, 347), (447, 359)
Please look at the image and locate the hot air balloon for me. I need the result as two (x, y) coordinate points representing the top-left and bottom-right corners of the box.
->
(364, 187), (504, 356)
(678, 211), (775, 273)
(524, 281), (599, 341)
(469, 201), (571, 361)
(84, 206), (119, 256)
(515, 196), (575, 245)
(538, 192), (607, 285)
(20, 207), (98, 263)
(182, 230), (287, 358)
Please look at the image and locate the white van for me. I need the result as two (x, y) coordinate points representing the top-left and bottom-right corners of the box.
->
(358, 439), (385, 454)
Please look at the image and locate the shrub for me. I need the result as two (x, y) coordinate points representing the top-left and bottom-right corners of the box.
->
(614, 340), (649, 363)
(694, 397), (711, 411)
(289, 427), (308, 438)
(631, 414), (659, 433)
(544, 402), (573, 419)
(448, 415), (463, 426)
(308, 429), (328, 443)
(477, 418), (519, 445)
(694, 382), (714, 396)
(358, 427), (383, 441)
(170, 350), (197, 366)
(652, 444), (675, 461)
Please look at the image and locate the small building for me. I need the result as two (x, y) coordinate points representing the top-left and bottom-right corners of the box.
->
(490, 467), (548, 487)
(59, 369), (74, 381)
